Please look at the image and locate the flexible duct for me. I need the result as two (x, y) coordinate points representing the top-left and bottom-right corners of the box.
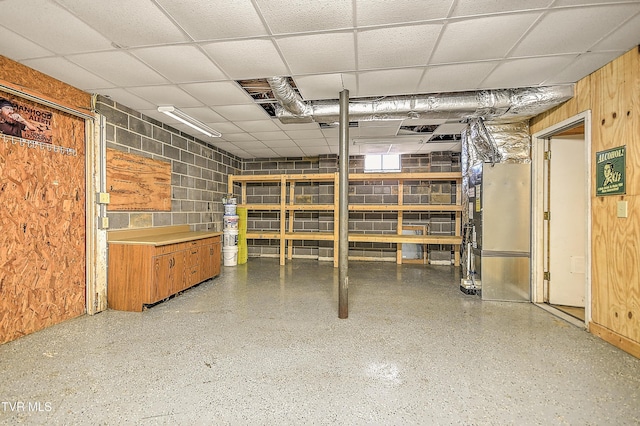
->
(269, 80), (573, 124)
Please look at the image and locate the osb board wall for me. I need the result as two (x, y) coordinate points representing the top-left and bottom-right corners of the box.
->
(106, 148), (171, 211)
(531, 47), (640, 350)
(0, 55), (91, 115)
(0, 96), (86, 344)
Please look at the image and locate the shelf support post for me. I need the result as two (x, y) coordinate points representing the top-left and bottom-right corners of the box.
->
(338, 89), (349, 319)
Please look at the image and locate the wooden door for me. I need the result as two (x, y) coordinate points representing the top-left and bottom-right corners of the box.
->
(545, 135), (586, 307)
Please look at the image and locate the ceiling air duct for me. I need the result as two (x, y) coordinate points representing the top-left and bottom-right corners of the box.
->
(266, 76), (573, 124)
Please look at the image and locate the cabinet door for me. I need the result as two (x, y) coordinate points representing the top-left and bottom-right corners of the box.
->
(212, 240), (221, 277)
(199, 239), (221, 281)
(153, 252), (184, 302)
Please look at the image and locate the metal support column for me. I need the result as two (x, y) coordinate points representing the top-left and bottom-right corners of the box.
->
(338, 89), (349, 319)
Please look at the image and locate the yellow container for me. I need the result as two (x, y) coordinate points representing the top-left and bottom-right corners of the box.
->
(236, 207), (248, 264)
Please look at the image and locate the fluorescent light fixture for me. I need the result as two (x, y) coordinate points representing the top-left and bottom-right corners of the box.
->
(352, 137), (426, 145)
(157, 106), (221, 138)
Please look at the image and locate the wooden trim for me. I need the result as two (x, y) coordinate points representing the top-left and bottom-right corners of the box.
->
(589, 322), (640, 359)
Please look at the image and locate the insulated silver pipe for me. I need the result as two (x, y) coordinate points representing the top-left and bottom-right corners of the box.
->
(338, 89), (349, 319)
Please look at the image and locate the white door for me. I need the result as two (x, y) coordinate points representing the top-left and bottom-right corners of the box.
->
(545, 135), (586, 307)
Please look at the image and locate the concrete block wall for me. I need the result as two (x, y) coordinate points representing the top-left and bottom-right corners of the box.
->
(240, 152), (460, 262)
(96, 96), (241, 232)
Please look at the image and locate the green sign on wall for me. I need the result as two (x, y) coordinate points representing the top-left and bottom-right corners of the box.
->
(596, 145), (626, 196)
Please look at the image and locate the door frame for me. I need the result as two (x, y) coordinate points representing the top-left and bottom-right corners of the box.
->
(531, 111), (592, 326)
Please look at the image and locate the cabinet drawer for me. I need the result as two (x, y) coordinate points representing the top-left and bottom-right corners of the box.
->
(155, 242), (186, 255)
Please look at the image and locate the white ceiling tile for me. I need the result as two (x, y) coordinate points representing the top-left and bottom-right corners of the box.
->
(262, 139), (299, 148)
(301, 146), (333, 156)
(206, 122), (244, 133)
(284, 129), (326, 139)
(156, 0), (268, 40)
(234, 120), (281, 132)
(251, 131), (290, 141)
(130, 46), (226, 83)
(591, 13), (640, 52)
(554, 0), (637, 5)
(272, 147), (306, 157)
(222, 133), (258, 142)
(203, 39), (289, 80)
(418, 62), (499, 93)
(21, 57), (114, 91)
(321, 128), (339, 138)
(431, 14), (540, 64)
(0, 25), (52, 60)
(240, 147), (278, 158)
(480, 56), (575, 89)
(293, 138), (329, 147)
(511, 4), (640, 57)
(356, 0), (453, 26)
(358, 24), (441, 70)
(451, 0), (553, 17)
(277, 32), (356, 74)
(231, 140), (269, 149)
(433, 123), (468, 135)
(180, 82), (254, 106)
(274, 121), (322, 131)
(543, 52), (624, 85)
(100, 89), (157, 111)
(212, 104), (271, 121)
(294, 73), (357, 100)
(357, 68), (424, 97)
(420, 141), (462, 153)
(0, 0), (113, 54)
(255, 0), (354, 34)
(67, 51), (167, 86)
(128, 86), (203, 108)
(401, 118), (448, 126)
(56, 0), (189, 47)
(359, 120), (402, 129)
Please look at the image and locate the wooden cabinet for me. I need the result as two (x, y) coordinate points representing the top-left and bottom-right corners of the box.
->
(228, 172), (462, 267)
(107, 226), (222, 312)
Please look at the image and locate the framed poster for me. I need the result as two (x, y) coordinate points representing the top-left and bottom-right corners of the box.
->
(595, 145), (625, 196)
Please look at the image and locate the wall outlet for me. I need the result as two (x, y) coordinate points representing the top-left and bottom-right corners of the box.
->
(96, 192), (110, 204)
(99, 217), (109, 229)
(617, 201), (628, 218)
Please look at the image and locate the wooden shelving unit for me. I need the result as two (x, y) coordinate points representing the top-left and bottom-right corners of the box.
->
(228, 172), (462, 267)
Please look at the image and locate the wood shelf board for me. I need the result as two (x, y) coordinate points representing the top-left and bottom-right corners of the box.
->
(238, 204), (282, 210)
(349, 204), (462, 212)
(245, 232), (281, 239)
(348, 234), (462, 244)
(284, 232), (335, 241)
(286, 204), (335, 211)
(231, 172), (461, 183)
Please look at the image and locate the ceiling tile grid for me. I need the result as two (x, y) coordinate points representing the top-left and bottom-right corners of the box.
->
(0, 0), (638, 157)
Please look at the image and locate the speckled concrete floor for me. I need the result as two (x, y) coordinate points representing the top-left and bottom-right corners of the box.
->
(1, 259), (639, 425)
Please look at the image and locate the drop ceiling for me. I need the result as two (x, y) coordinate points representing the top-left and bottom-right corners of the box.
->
(2, 0), (639, 158)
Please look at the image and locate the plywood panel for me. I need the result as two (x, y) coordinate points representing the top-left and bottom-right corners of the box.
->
(0, 113), (86, 344)
(0, 55), (91, 115)
(106, 148), (171, 211)
(531, 47), (640, 354)
(590, 47), (640, 344)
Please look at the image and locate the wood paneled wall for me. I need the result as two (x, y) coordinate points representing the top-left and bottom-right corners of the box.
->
(531, 47), (640, 357)
(0, 56), (91, 344)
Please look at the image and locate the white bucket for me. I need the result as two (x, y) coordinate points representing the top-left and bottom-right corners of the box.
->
(224, 204), (237, 216)
(223, 215), (239, 229)
(222, 246), (238, 266)
(223, 229), (239, 247)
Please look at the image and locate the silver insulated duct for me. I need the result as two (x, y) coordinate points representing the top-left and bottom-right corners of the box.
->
(267, 77), (573, 124)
